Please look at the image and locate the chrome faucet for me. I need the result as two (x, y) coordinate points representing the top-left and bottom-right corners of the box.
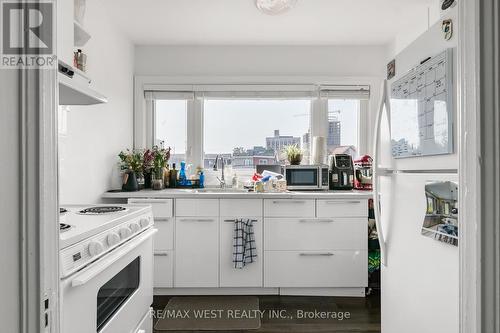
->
(213, 154), (226, 188)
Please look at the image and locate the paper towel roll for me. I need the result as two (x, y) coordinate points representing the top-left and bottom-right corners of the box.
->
(311, 136), (326, 165)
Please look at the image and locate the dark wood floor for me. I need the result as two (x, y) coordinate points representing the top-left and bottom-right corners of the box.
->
(152, 292), (380, 333)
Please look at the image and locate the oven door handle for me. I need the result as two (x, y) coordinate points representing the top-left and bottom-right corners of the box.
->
(71, 228), (157, 287)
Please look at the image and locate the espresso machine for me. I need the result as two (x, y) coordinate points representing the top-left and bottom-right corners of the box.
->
(329, 154), (354, 190)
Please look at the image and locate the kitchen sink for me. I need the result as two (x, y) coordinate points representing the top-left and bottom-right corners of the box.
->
(192, 188), (250, 193)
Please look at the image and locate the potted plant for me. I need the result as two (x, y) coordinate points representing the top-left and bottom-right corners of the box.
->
(283, 144), (303, 165)
(118, 149), (144, 191)
(150, 145), (171, 190)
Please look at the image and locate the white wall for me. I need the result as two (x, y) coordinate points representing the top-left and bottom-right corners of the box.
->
(135, 45), (386, 77)
(59, 0), (134, 204)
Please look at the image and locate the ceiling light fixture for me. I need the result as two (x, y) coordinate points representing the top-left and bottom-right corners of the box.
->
(255, 0), (297, 15)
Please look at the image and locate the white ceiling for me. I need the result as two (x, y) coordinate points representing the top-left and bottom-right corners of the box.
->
(102, 0), (436, 46)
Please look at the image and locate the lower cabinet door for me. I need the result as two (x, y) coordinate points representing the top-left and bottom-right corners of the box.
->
(175, 217), (219, 287)
(154, 251), (173, 288)
(264, 250), (368, 288)
(219, 217), (263, 287)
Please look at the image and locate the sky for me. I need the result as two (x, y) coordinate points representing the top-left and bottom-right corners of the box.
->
(155, 99), (359, 156)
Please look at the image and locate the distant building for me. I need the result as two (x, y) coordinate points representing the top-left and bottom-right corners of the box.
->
(391, 139), (410, 157)
(327, 120), (341, 148)
(232, 146), (277, 168)
(266, 130), (301, 153)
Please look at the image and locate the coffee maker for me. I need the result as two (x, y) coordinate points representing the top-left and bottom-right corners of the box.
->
(329, 154), (354, 190)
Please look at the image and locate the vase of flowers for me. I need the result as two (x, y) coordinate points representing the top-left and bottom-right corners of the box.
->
(148, 145), (171, 190)
(283, 144), (303, 165)
(118, 149), (144, 191)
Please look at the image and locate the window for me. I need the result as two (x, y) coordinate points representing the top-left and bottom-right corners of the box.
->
(141, 85), (369, 184)
(203, 99), (311, 178)
(154, 99), (187, 166)
(327, 99), (360, 158)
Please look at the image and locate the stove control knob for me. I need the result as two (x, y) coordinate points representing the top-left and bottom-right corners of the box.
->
(119, 227), (132, 239)
(129, 222), (140, 233)
(88, 241), (103, 257)
(107, 232), (120, 246)
(139, 218), (149, 229)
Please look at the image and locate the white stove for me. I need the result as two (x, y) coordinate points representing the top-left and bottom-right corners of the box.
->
(59, 204), (155, 333)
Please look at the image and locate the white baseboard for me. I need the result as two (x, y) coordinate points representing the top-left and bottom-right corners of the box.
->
(154, 287), (365, 297)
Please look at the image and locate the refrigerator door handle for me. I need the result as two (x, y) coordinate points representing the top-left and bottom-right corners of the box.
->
(372, 79), (390, 266)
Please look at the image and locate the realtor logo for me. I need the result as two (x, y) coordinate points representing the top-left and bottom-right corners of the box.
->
(1, 0), (56, 68)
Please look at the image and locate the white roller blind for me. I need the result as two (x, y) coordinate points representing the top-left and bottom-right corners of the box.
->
(194, 84), (317, 99)
(319, 85), (370, 99)
(144, 91), (194, 100)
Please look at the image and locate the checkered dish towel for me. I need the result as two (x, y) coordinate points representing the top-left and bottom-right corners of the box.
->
(233, 219), (257, 269)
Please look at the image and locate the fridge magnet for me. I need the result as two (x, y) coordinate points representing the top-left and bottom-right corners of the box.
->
(441, 0), (455, 11)
(421, 180), (458, 246)
(387, 59), (396, 80)
(442, 19), (453, 41)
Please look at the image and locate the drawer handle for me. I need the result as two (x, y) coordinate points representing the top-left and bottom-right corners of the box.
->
(323, 201), (361, 204)
(299, 219), (334, 223)
(154, 217), (171, 222)
(272, 200), (306, 204)
(224, 219), (258, 223)
(154, 252), (169, 256)
(299, 252), (334, 256)
(179, 218), (214, 222)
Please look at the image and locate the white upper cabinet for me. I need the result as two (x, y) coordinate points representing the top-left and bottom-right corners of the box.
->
(57, 0), (74, 66)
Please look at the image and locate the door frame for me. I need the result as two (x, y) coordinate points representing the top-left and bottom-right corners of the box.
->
(458, 0), (500, 332)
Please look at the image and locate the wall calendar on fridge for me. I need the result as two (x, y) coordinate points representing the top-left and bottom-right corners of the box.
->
(390, 49), (453, 158)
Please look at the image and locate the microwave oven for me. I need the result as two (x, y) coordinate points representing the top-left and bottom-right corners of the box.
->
(283, 165), (330, 191)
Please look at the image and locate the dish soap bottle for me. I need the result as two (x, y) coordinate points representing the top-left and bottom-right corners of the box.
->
(199, 171), (205, 188)
(179, 161), (187, 185)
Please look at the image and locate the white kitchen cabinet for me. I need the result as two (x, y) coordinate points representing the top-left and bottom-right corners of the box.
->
(316, 199), (367, 218)
(263, 199), (315, 217)
(153, 218), (174, 250)
(56, 0), (74, 66)
(264, 250), (368, 288)
(219, 217), (263, 287)
(176, 199), (219, 217)
(128, 198), (173, 219)
(175, 217), (218, 287)
(220, 199), (262, 216)
(265, 217), (367, 251)
(153, 251), (173, 288)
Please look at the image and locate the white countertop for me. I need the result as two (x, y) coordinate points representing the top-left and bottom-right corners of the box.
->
(102, 188), (373, 200)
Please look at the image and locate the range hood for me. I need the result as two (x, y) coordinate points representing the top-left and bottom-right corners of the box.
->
(58, 62), (107, 105)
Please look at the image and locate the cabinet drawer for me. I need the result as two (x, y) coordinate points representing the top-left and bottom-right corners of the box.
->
(175, 217), (218, 287)
(265, 218), (367, 251)
(264, 250), (367, 288)
(176, 199), (219, 217)
(154, 218), (174, 250)
(128, 198), (173, 219)
(316, 199), (367, 218)
(220, 199), (262, 217)
(220, 217), (263, 287)
(264, 199), (315, 217)
(154, 250), (173, 288)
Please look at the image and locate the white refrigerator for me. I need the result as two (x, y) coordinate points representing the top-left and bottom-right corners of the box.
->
(373, 7), (459, 333)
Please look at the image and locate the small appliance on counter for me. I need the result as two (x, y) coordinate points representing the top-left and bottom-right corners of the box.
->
(283, 164), (329, 191)
(329, 154), (354, 190)
(354, 155), (373, 190)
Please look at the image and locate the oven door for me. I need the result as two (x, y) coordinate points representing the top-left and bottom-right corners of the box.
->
(60, 228), (156, 333)
(285, 167), (320, 190)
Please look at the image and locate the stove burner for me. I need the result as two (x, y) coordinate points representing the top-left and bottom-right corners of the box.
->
(60, 207), (68, 214)
(60, 223), (72, 232)
(78, 206), (127, 215)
